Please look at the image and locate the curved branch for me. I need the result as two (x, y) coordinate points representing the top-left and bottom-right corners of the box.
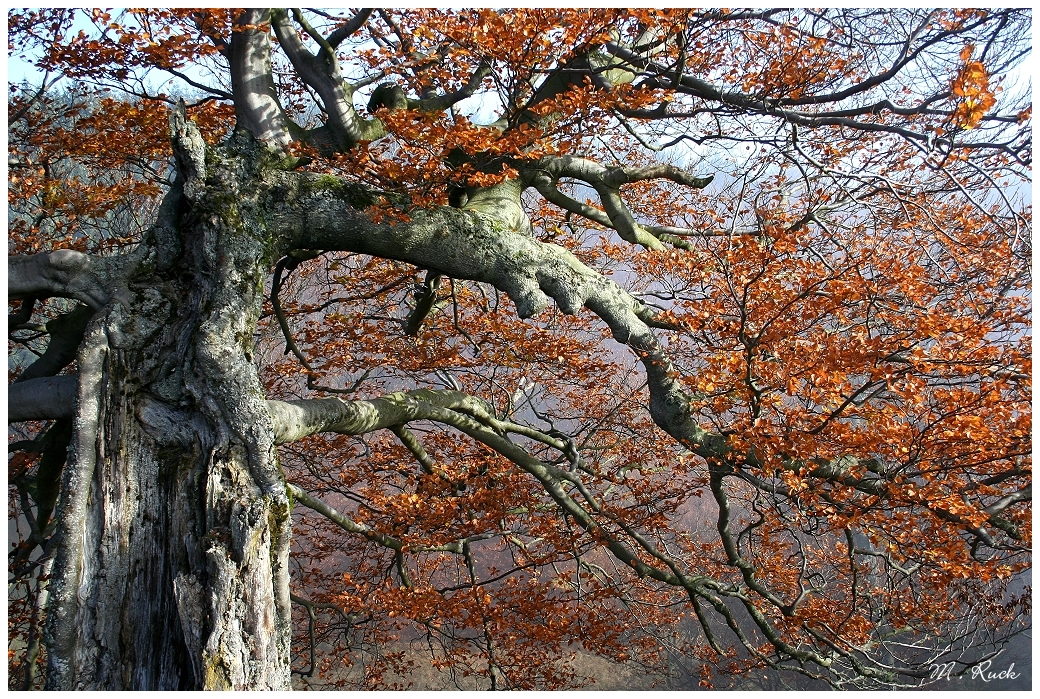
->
(325, 9), (374, 48)
(984, 485), (1031, 516)
(270, 9), (380, 150)
(413, 61), (493, 113)
(270, 254), (317, 372)
(288, 482), (403, 550)
(269, 178), (726, 460)
(529, 156), (714, 249)
(14, 305), (93, 384)
(9, 297), (38, 328)
(266, 388), (497, 445)
(275, 388), (697, 593)
(268, 172), (954, 533)
(9, 250), (115, 310)
(603, 11), (1029, 159)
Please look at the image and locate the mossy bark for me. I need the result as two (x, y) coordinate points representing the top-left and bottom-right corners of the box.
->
(44, 134), (292, 690)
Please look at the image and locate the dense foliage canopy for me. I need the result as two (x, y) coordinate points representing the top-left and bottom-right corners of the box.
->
(8, 8), (1031, 690)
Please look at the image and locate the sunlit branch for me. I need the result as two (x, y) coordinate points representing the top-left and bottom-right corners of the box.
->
(529, 155), (714, 249)
(228, 9), (297, 146)
(984, 485), (1031, 516)
(270, 9), (378, 149)
(164, 66), (233, 100)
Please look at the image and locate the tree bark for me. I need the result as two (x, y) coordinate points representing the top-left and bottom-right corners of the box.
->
(41, 122), (293, 690)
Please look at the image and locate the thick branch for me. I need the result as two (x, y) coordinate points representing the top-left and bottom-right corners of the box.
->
(169, 99), (208, 201)
(269, 177), (726, 458)
(266, 388), (496, 445)
(8, 376), (78, 422)
(985, 485), (1031, 516)
(270, 9), (380, 150)
(9, 250), (115, 310)
(14, 305), (93, 384)
(326, 9), (373, 48)
(275, 176), (930, 514)
(229, 9), (296, 147)
(530, 156), (714, 249)
(42, 319), (108, 690)
(413, 61), (493, 113)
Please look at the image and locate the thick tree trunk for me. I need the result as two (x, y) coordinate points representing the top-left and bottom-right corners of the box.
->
(43, 127), (293, 690)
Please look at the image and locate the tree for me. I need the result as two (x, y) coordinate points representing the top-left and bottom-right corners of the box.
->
(7, 8), (1031, 690)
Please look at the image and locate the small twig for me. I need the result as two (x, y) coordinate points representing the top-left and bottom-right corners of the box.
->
(449, 278), (480, 354)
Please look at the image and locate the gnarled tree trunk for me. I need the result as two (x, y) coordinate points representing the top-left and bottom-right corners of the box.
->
(43, 125), (293, 690)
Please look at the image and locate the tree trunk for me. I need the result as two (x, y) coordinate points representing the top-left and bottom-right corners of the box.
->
(43, 128), (293, 690)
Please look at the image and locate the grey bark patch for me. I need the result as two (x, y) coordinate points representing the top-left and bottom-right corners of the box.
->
(173, 574), (207, 687)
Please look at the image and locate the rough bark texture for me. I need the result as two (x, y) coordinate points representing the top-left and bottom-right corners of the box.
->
(42, 122), (293, 690)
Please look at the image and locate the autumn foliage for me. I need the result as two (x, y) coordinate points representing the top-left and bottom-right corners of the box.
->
(8, 8), (1031, 690)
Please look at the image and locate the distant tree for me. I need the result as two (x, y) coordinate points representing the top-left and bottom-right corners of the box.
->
(8, 8), (1030, 690)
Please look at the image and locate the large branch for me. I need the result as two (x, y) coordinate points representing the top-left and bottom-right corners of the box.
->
(14, 305), (93, 384)
(271, 9), (484, 150)
(275, 389), (689, 585)
(8, 376), (78, 422)
(9, 250), (117, 310)
(228, 9), (296, 147)
(271, 386), (840, 678)
(266, 174), (725, 459)
(265, 171), (1013, 515)
(270, 10), (379, 150)
(529, 156), (714, 249)
(266, 388), (497, 444)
